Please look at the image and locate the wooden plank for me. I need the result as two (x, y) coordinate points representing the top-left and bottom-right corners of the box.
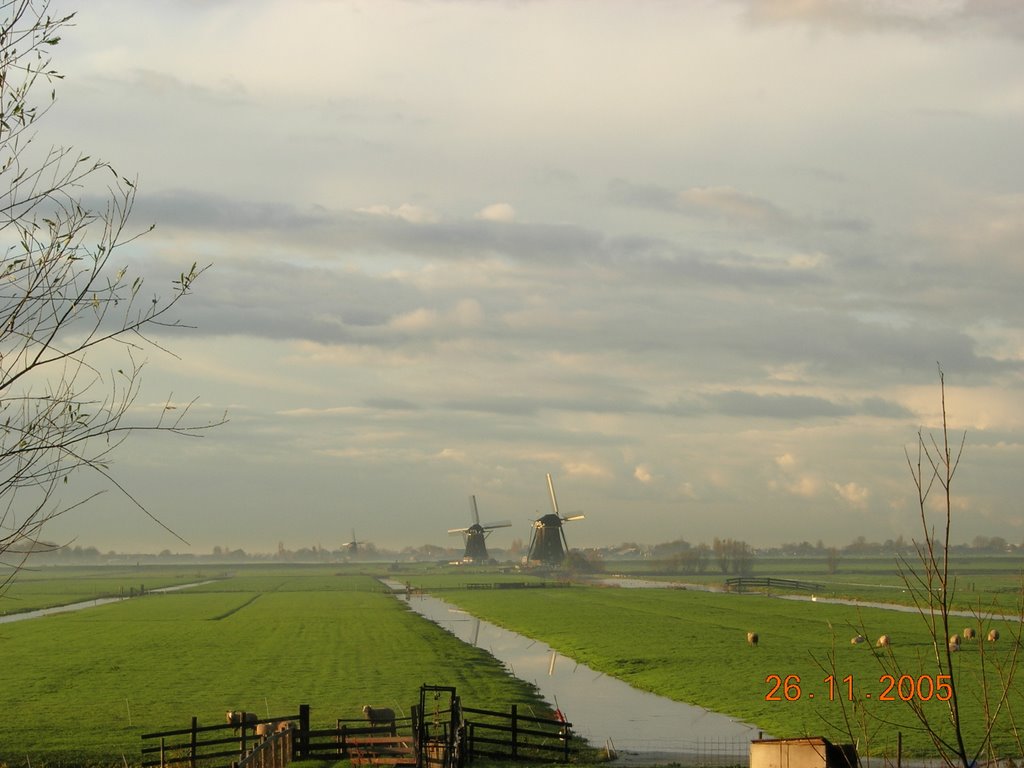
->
(349, 736), (417, 768)
(352, 756), (416, 767)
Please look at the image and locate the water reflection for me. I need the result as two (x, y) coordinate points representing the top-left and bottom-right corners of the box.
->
(392, 586), (769, 763)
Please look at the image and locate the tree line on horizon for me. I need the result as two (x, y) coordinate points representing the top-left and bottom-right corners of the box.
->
(23, 531), (1020, 568)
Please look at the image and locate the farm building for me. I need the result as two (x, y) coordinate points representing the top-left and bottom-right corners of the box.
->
(750, 737), (857, 768)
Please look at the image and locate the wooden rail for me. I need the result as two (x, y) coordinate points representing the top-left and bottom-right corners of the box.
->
(725, 576), (822, 593)
(232, 726), (293, 768)
(462, 704), (572, 763)
(142, 697), (576, 767)
(346, 735), (417, 766)
(141, 708), (307, 768)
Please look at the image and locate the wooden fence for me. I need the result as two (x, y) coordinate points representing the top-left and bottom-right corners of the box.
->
(233, 726), (293, 768)
(140, 708), (308, 768)
(462, 704), (572, 763)
(141, 697), (576, 768)
(725, 576), (822, 593)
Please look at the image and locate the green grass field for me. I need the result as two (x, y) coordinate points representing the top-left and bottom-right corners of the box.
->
(422, 564), (1023, 761)
(0, 567), (551, 767)
(1, 559), (1020, 766)
(0, 564), (228, 615)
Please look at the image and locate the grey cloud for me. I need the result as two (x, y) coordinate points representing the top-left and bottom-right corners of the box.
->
(131, 189), (1022, 397)
(135, 189), (603, 264)
(733, 0), (1024, 40)
(707, 391), (910, 421)
(709, 390), (852, 420)
(609, 178), (794, 228)
(364, 398), (421, 411)
(862, 397), (914, 420)
(609, 178), (865, 236)
(608, 178), (678, 212)
(136, 189), (827, 294)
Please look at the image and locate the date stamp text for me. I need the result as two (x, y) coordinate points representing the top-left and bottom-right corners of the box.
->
(765, 674), (953, 702)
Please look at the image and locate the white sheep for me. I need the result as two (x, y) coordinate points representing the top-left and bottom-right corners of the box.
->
(746, 631), (759, 647)
(963, 627), (976, 641)
(988, 628), (1000, 642)
(876, 634), (891, 648)
(948, 634), (961, 652)
(255, 720), (293, 738)
(851, 635), (865, 645)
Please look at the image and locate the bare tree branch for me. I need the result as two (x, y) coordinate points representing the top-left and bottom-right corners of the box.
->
(0, 0), (225, 584)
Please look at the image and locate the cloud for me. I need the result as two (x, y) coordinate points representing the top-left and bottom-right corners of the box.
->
(39, 0), (1024, 553)
(775, 453), (797, 469)
(786, 475), (821, 498)
(609, 179), (794, 229)
(358, 204), (438, 223)
(833, 481), (870, 507)
(476, 203), (517, 222)
(679, 186), (793, 227)
(710, 391), (851, 420)
(734, 0), (1024, 40)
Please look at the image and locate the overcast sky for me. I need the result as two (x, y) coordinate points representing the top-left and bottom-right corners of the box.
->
(33, 0), (1024, 554)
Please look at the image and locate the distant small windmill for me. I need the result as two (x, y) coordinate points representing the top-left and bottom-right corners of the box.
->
(527, 473), (584, 564)
(343, 529), (362, 556)
(448, 495), (511, 563)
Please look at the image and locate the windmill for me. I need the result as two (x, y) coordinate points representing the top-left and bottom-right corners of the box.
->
(343, 529), (362, 557)
(448, 495), (511, 563)
(527, 473), (584, 564)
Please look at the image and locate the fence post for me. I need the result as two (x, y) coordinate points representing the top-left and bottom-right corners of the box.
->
(298, 704), (311, 759)
(510, 704), (518, 760)
(240, 711), (250, 761)
(190, 716), (198, 768)
(411, 704), (421, 768)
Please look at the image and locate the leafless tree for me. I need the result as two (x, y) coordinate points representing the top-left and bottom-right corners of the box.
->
(887, 366), (1022, 767)
(819, 367), (1022, 766)
(0, 0), (223, 591)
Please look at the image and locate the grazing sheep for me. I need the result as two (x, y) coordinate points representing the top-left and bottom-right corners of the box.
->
(988, 628), (1000, 642)
(851, 635), (866, 645)
(746, 631), (759, 647)
(963, 627), (976, 641)
(226, 711), (258, 729)
(876, 634), (891, 648)
(256, 720), (294, 739)
(362, 705), (397, 725)
(948, 634), (961, 652)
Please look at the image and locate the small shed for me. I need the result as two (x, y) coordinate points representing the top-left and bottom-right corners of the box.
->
(750, 736), (857, 768)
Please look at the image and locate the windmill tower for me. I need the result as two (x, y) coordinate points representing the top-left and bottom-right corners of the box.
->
(527, 473), (585, 564)
(448, 495), (511, 563)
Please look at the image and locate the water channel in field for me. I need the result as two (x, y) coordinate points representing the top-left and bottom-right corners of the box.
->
(0, 580), (215, 623)
(385, 580), (770, 765)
